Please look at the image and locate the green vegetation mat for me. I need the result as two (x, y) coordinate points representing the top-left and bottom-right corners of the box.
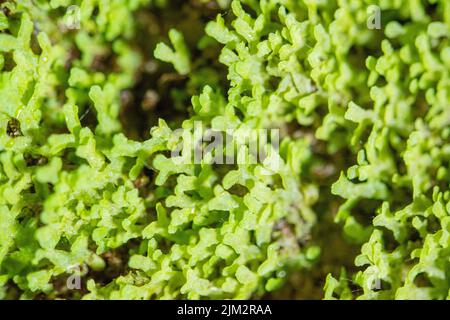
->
(1, 0), (450, 300)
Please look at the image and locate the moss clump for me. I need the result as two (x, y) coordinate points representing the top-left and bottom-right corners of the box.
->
(1, 0), (450, 300)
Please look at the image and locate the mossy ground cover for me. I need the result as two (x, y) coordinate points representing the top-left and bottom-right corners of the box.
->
(1, 0), (450, 300)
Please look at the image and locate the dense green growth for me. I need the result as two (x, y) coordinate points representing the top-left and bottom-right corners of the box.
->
(0, 0), (450, 300)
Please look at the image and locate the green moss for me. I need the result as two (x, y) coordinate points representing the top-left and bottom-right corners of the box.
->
(1, 0), (450, 300)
